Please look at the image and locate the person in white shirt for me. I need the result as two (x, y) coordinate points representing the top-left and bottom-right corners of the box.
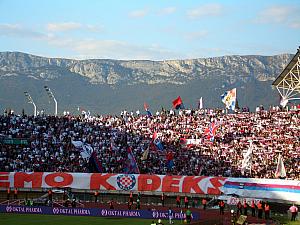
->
(168, 207), (174, 224)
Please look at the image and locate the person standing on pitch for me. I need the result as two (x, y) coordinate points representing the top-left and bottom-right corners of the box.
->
(264, 202), (270, 220)
(257, 201), (263, 219)
(185, 208), (192, 224)
(161, 193), (165, 207)
(157, 219), (164, 225)
(136, 197), (141, 210)
(176, 195), (180, 208)
(237, 200), (242, 216)
(289, 204), (298, 221)
(243, 200), (248, 216)
(7, 188), (10, 200)
(48, 189), (53, 201)
(150, 220), (157, 225)
(168, 207), (174, 224)
(14, 188), (18, 199)
(129, 191), (133, 204)
(94, 190), (99, 203)
(109, 199), (114, 209)
(251, 200), (256, 217)
(128, 200), (132, 210)
(184, 196), (189, 209)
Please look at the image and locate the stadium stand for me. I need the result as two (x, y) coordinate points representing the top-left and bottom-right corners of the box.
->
(0, 107), (299, 179)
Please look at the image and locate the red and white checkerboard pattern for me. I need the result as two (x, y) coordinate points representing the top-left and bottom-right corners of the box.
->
(119, 176), (133, 188)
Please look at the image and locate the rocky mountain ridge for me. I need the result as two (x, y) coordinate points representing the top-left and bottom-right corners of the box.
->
(0, 51), (292, 85)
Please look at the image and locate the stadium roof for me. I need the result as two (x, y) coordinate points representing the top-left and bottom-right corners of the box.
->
(272, 47), (300, 105)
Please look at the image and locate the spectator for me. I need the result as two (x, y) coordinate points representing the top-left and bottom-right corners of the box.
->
(0, 109), (299, 180)
(63, 189), (67, 201)
(71, 199), (76, 208)
(219, 200), (225, 215)
(202, 198), (207, 210)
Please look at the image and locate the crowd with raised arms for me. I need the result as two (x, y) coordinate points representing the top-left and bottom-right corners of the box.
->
(0, 106), (299, 180)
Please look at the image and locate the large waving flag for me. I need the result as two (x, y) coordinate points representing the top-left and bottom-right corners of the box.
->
(71, 140), (93, 159)
(275, 154), (286, 178)
(241, 142), (253, 175)
(125, 147), (140, 174)
(152, 132), (164, 151)
(172, 96), (184, 109)
(221, 88), (236, 110)
(72, 140), (102, 172)
(204, 122), (219, 142)
(144, 102), (152, 117)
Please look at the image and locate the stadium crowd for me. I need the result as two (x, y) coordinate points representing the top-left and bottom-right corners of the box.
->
(0, 106), (299, 179)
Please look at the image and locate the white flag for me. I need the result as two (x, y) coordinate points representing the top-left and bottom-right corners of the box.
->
(275, 154), (286, 178)
(71, 140), (93, 159)
(199, 97), (203, 109)
(241, 142), (253, 175)
(280, 98), (288, 107)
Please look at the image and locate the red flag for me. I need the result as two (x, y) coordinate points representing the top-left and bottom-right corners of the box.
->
(172, 96), (182, 109)
(144, 102), (149, 111)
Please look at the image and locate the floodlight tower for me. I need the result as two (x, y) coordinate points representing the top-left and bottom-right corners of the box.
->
(24, 91), (37, 117)
(44, 86), (58, 116)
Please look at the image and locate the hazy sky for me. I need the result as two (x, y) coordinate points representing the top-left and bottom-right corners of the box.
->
(0, 0), (299, 60)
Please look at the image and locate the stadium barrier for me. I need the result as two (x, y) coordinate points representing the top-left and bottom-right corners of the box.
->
(0, 204), (200, 220)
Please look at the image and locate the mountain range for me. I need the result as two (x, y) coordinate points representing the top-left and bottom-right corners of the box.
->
(0, 51), (293, 115)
